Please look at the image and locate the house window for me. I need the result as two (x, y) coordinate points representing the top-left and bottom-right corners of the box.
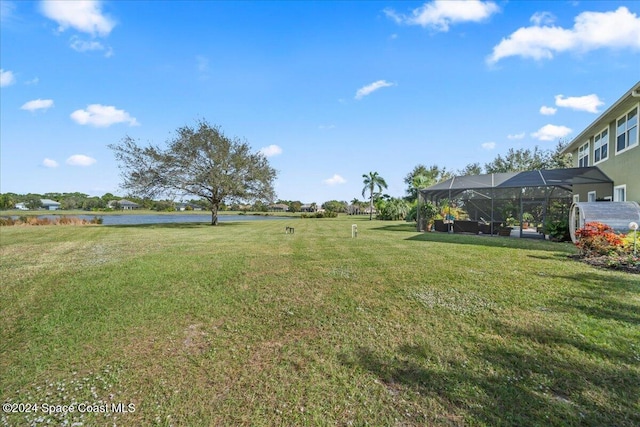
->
(616, 106), (638, 153)
(614, 185), (626, 202)
(593, 128), (608, 163)
(588, 191), (596, 202)
(578, 142), (589, 167)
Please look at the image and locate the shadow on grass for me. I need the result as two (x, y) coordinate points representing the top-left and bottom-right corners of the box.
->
(527, 253), (572, 261)
(370, 223), (418, 233)
(547, 272), (640, 326)
(340, 328), (640, 426)
(404, 231), (577, 253)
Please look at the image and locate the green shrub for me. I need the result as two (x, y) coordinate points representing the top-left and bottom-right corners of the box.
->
(0, 217), (15, 226)
(621, 231), (639, 254)
(300, 211), (337, 219)
(543, 218), (570, 242)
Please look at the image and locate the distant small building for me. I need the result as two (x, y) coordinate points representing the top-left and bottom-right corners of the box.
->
(108, 199), (140, 210)
(176, 202), (203, 211)
(364, 207), (377, 215)
(300, 203), (317, 213)
(40, 199), (61, 211)
(347, 204), (363, 215)
(15, 202), (28, 211)
(268, 203), (289, 212)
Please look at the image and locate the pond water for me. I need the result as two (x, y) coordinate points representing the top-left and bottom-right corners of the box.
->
(10, 214), (293, 226)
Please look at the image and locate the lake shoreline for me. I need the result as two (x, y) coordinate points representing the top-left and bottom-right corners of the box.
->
(1, 212), (298, 226)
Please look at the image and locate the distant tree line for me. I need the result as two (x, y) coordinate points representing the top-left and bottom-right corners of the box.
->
(0, 192), (209, 212)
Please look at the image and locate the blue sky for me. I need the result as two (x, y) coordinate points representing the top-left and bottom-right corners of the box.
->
(1, 1), (639, 204)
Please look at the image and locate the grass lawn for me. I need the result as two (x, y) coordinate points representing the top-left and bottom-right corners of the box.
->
(1, 217), (638, 426)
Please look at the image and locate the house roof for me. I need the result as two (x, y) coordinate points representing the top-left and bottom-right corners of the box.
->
(561, 81), (640, 154)
(420, 167), (613, 200)
(40, 199), (61, 205)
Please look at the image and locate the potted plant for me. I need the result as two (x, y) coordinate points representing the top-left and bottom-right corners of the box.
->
(498, 225), (513, 236)
(522, 212), (534, 229)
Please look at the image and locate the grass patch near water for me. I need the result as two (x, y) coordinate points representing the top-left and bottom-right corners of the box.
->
(1, 217), (639, 426)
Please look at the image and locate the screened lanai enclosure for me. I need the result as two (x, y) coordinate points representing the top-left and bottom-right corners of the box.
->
(418, 167), (614, 238)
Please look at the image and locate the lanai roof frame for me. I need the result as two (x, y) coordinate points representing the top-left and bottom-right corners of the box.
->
(418, 167), (614, 237)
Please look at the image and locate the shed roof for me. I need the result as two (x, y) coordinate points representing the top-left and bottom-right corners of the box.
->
(40, 199), (61, 205)
(420, 167), (613, 200)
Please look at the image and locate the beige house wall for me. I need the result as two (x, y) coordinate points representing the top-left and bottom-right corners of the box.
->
(563, 84), (639, 203)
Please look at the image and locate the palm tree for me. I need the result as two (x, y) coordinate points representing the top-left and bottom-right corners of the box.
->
(362, 171), (388, 220)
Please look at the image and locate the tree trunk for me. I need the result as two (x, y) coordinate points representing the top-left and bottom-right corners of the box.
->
(369, 196), (373, 220)
(210, 205), (218, 225)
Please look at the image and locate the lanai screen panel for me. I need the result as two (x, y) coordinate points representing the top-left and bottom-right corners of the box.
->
(421, 167), (612, 202)
(422, 167), (611, 198)
(419, 167), (613, 231)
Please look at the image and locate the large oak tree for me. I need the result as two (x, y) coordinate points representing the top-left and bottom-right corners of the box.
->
(110, 120), (277, 225)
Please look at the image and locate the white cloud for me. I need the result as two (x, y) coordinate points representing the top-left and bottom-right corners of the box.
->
(66, 154), (96, 166)
(323, 174), (347, 185)
(385, 0), (499, 31)
(42, 158), (59, 168)
(531, 124), (572, 141)
(554, 94), (604, 113)
(1, 1), (15, 23)
(40, 0), (115, 37)
(1, 69), (16, 87)
(530, 11), (555, 26)
(25, 77), (40, 85)
(488, 7), (640, 64)
(507, 132), (526, 140)
(481, 142), (496, 150)
(69, 35), (112, 56)
(70, 104), (139, 127)
(259, 144), (282, 157)
(318, 124), (336, 130)
(70, 37), (102, 51)
(539, 105), (557, 115)
(21, 99), (54, 112)
(196, 55), (210, 79)
(355, 80), (395, 100)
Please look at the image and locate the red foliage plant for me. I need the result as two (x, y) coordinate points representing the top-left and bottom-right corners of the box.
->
(575, 221), (625, 257)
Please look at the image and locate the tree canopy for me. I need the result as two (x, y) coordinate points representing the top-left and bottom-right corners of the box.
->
(404, 164), (452, 202)
(482, 142), (572, 174)
(109, 120), (277, 225)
